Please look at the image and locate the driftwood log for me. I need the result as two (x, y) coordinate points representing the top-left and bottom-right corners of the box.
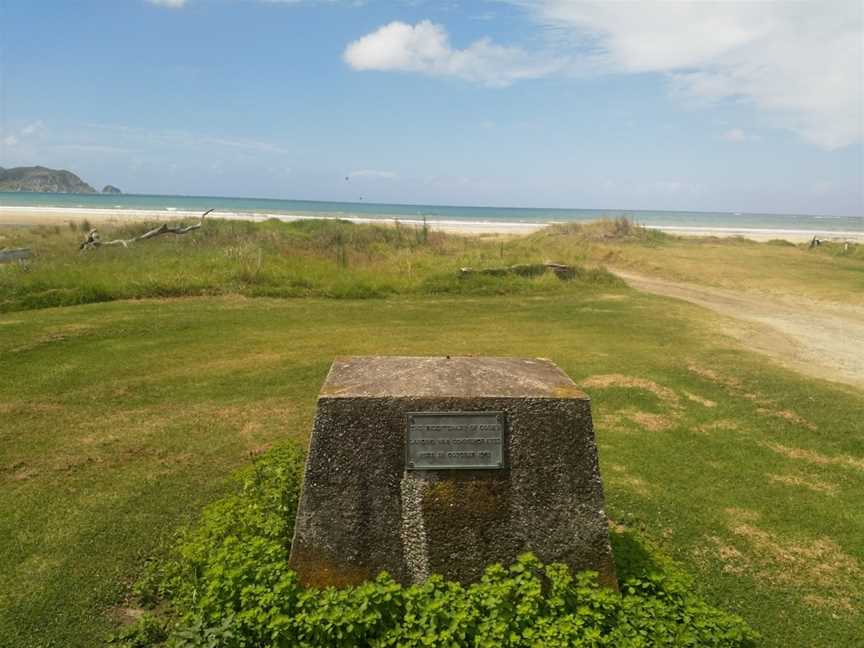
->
(459, 262), (576, 280)
(0, 248), (32, 264)
(79, 209), (213, 250)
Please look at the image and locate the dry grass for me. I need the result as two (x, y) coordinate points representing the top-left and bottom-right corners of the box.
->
(726, 508), (861, 614)
(762, 442), (864, 472)
(625, 410), (675, 432)
(695, 420), (741, 434)
(695, 509), (862, 616)
(605, 462), (654, 496)
(687, 363), (815, 430)
(580, 373), (681, 407)
(766, 473), (838, 496)
(684, 391), (716, 407)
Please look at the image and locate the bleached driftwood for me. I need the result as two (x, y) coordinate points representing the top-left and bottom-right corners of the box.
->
(79, 209), (213, 250)
(0, 248), (32, 263)
(458, 262), (576, 280)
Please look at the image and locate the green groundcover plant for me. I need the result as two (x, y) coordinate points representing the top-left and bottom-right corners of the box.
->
(116, 443), (757, 648)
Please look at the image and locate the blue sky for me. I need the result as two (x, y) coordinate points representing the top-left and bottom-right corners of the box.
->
(1, 0), (861, 216)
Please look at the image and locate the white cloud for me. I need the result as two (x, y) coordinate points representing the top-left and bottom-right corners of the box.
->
(520, 0), (862, 150)
(811, 180), (834, 196)
(87, 123), (292, 156)
(722, 128), (760, 143)
(343, 6), (861, 148)
(722, 128), (747, 142)
(644, 180), (703, 196)
(348, 169), (398, 180)
(0, 121), (295, 179)
(343, 20), (562, 87)
(1, 120), (47, 149)
(50, 143), (138, 154)
(152, 0), (352, 12)
(147, 0), (187, 8)
(21, 120), (46, 137)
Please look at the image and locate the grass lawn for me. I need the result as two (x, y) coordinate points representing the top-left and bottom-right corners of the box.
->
(2, 219), (862, 646)
(1, 288), (862, 647)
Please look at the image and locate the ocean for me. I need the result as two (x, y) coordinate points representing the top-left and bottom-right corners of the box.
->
(1, 191), (861, 235)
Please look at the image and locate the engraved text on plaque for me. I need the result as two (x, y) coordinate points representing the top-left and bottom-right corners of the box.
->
(406, 411), (504, 470)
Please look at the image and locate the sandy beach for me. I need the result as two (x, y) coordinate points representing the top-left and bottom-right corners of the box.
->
(1, 205), (861, 243)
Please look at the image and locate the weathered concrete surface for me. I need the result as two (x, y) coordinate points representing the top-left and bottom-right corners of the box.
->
(288, 356), (617, 589)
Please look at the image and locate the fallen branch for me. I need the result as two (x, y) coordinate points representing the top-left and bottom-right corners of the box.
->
(0, 248), (32, 264)
(459, 262), (576, 281)
(79, 209), (213, 250)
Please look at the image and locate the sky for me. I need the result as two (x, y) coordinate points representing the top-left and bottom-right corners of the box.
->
(0, 0), (861, 216)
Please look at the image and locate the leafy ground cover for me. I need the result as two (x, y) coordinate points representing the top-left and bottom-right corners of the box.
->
(113, 444), (756, 647)
(1, 219), (862, 646)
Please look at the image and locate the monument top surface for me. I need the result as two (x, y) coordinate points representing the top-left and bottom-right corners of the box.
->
(319, 356), (589, 400)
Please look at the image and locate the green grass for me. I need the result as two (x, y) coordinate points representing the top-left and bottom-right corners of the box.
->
(3, 216), (860, 309)
(2, 291), (862, 647)
(1, 218), (862, 647)
(0, 218), (623, 312)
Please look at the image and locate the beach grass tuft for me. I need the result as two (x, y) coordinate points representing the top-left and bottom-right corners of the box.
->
(0, 218), (625, 313)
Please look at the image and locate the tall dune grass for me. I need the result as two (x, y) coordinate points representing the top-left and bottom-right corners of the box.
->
(0, 217), (625, 312)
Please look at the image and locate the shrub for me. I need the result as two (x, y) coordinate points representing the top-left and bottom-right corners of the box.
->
(108, 614), (169, 647)
(124, 443), (758, 648)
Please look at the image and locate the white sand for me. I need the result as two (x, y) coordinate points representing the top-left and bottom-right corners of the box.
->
(1, 205), (861, 243)
(649, 225), (864, 243)
(0, 206), (541, 236)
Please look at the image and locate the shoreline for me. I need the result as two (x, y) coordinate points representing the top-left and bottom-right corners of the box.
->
(1, 205), (862, 243)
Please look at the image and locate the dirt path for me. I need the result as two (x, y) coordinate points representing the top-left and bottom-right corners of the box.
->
(613, 270), (864, 390)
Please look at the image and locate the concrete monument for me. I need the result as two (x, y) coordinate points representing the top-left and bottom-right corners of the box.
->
(288, 356), (617, 589)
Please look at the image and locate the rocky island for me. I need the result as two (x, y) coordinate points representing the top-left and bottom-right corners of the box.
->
(0, 165), (107, 194)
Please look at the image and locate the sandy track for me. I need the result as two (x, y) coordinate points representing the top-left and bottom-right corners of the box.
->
(614, 270), (864, 390)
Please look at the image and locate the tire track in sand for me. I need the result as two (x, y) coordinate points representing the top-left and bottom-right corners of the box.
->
(613, 270), (864, 390)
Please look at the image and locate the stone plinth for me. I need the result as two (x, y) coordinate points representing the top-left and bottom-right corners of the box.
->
(288, 356), (617, 589)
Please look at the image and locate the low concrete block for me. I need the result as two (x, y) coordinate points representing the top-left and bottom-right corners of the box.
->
(288, 356), (616, 589)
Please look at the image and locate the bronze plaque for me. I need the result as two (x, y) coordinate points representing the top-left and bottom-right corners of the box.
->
(406, 411), (505, 470)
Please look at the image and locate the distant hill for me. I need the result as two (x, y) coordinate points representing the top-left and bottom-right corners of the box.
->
(0, 166), (97, 193)
(102, 185), (122, 195)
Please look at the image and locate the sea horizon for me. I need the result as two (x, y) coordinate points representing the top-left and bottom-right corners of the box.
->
(1, 190), (861, 235)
